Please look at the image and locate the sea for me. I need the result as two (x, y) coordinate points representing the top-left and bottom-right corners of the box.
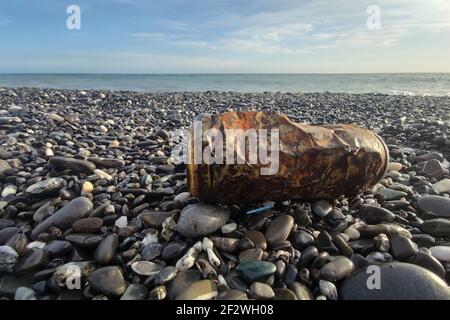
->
(1, 73), (450, 96)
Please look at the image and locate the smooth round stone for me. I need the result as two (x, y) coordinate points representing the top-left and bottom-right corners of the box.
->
(344, 227), (360, 240)
(120, 284), (148, 300)
(239, 248), (263, 262)
(283, 264), (298, 285)
(142, 211), (172, 228)
(311, 251), (330, 269)
(391, 236), (417, 260)
(319, 280), (338, 300)
(238, 237), (255, 251)
(15, 287), (37, 300)
(161, 241), (187, 260)
(90, 266), (126, 297)
(14, 248), (49, 275)
(412, 252), (446, 278)
(417, 196), (450, 218)
(65, 234), (103, 249)
(249, 282), (274, 300)
(149, 285), (167, 300)
(359, 205), (395, 224)
(420, 219), (450, 237)
(131, 261), (162, 276)
(176, 203), (230, 238)
(294, 229), (315, 250)
(332, 234), (353, 256)
(94, 234), (118, 265)
(412, 234), (436, 248)
(355, 223), (411, 239)
(6, 233), (28, 255)
(288, 282), (313, 300)
(340, 262), (450, 300)
(298, 246), (319, 269)
(210, 236), (239, 253)
(316, 231), (338, 254)
(173, 192), (191, 203)
(0, 219), (14, 230)
(0, 245), (19, 272)
(141, 243), (162, 261)
(42, 240), (73, 258)
(0, 227), (20, 245)
(236, 261), (276, 283)
(273, 288), (297, 300)
(377, 188), (407, 201)
(49, 156), (96, 174)
(217, 289), (248, 300)
(264, 215), (294, 247)
(175, 280), (217, 300)
(155, 266), (177, 285)
(312, 200), (332, 218)
(73, 217), (103, 233)
(320, 257), (355, 282)
(0, 159), (12, 174)
(244, 231), (267, 250)
(429, 246), (450, 263)
(31, 197), (93, 240)
(415, 152), (444, 163)
(167, 270), (202, 299)
(25, 178), (66, 197)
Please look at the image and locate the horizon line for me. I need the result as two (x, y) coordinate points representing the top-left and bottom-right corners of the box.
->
(1, 72), (450, 75)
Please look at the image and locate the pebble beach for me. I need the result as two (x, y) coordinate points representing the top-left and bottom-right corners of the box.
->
(1, 86), (450, 300)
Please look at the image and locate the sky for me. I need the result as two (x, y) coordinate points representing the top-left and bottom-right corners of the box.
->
(0, 0), (450, 73)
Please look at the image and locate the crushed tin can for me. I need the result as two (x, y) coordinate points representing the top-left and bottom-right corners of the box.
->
(187, 111), (389, 204)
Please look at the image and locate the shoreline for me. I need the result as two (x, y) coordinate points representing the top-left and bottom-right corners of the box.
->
(2, 85), (450, 98)
(1, 87), (450, 300)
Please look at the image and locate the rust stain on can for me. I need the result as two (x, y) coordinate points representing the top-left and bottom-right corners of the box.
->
(187, 111), (389, 204)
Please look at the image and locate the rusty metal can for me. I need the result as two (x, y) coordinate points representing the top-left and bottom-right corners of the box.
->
(187, 111), (389, 204)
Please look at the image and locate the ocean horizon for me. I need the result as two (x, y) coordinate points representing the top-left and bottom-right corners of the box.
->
(1, 73), (450, 96)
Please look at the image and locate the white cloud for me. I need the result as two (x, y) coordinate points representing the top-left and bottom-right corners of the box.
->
(128, 0), (450, 56)
(130, 32), (179, 41)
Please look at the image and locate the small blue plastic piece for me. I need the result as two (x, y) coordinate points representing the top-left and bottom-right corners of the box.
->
(246, 203), (274, 215)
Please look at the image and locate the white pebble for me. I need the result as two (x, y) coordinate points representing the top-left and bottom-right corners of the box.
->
(115, 216), (128, 228)
(1, 185), (17, 197)
(221, 223), (237, 234)
(45, 148), (54, 157)
(176, 250), (198, 271)
(206, 248), (220, 268)
(202, 237), (213, 250)
(142, 231), (158, 246)
(94, 169), (113, 181)
(27, 241), (46, 249)
(174, 192), (191, 202)
(217, 274), (227, 288)
(193, 241), (203, 252)
(433, 179), (450, 193)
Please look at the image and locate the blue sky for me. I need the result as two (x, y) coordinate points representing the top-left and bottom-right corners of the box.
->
(0, 0), (449, 73)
